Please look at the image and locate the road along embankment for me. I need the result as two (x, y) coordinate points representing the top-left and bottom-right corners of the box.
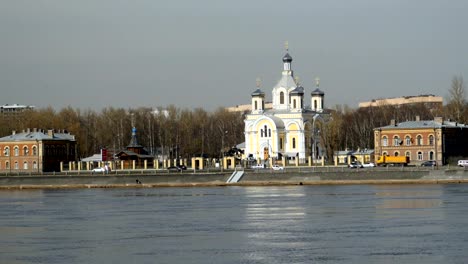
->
(1, 168), (468, 189)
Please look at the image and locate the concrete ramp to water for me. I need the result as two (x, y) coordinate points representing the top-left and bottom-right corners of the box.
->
(227, 171), (244, 183)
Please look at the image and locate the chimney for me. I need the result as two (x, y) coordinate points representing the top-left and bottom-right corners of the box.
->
(390, 119), (396, 126)
(415, 115), (420, 121)
(27, 128), (30, 133)
(12, 130), (16, 135)
(47, 129), (54, 137)
(33, 128), (37, 132)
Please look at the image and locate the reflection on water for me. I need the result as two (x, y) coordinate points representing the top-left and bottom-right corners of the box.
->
(0, 184), (467, 264)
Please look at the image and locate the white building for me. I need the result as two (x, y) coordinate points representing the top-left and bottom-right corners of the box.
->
(244, 50), (329, 163)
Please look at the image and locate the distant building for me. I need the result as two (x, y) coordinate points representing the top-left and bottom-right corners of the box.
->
(374, 116), (468, 165)
(0, 128), (76, 172)
(226, 102), (273, 113)
(334, 149), (375, 165)
(359, 95), (443, 110)
(244, 48), (330, 163)
(0, 104), (35, 115)
(115, 127), (154, 169)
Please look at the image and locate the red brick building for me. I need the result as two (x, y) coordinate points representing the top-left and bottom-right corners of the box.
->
(374, 117), (468, 166)
(0, 128), (77, 173)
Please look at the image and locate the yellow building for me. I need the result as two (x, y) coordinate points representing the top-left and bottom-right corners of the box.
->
(244, 49), (329, 164)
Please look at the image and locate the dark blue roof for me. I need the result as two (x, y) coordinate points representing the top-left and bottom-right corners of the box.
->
(282, 53), (292, 63)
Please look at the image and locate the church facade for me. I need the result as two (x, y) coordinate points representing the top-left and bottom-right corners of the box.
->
(244, 50), (328, 164)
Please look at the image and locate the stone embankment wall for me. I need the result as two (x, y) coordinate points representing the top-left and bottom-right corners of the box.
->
(1, 169), (468, 189)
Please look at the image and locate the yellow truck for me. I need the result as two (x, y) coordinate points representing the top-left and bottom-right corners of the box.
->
(376, 155), (410, 166)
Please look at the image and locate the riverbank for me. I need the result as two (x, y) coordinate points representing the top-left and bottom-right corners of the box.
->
(1, 167), (468, 189)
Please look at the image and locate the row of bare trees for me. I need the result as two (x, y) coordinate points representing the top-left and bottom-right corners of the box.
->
(1, 76), (466, 161)
(0, 106), (245, 160)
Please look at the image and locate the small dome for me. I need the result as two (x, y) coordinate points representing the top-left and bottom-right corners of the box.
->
(311, 88), (324, 96)
(251, 88), (265, 97)
(290, 86), (304, 95)
(282, 53), (293, 63)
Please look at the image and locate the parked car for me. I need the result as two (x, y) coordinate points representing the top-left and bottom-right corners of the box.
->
(272, 165), (284, 170)
(421, 160), (436, 167)
(458, 160), (468, 167)
(91, 167), (106, 173)
(167, 166), (182, 172)
(251, 164), (266, 169)
(362, 162), (375, 168)
(349, 161), (363, 168)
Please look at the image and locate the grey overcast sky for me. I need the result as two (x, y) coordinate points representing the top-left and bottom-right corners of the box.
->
(1, 0), (467, 111)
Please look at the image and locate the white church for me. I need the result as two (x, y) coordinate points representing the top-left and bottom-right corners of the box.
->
(244, 49), (329, 164)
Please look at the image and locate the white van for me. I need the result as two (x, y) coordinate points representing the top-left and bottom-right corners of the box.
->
(458, 160), (468, 167)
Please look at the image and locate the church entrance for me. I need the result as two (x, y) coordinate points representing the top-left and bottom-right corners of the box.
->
(263, 147), (269, 161)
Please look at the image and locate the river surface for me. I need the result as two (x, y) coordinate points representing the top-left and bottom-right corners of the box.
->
(1, 184), (468, 264)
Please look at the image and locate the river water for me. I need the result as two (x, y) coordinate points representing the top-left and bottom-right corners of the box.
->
(1, 184), (468, 264)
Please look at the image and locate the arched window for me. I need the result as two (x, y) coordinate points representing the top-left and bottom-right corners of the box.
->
(405, 136), (411, 146)
(417, 151), (423, 160)
(14, 161), (19, 170)
(280, 92), (285, 104)
(4, 147), (10, 156)
(268, 129), (271, 137)
(293, 99), (296, 108)
(429, 135), (434, 145)
(405, 151), (411, 159)
(33, 161), (38, 169)
(33, 146), (37, 156)
(254, 101), (258, 110)
(382, 136), (388, 147)
(23, 161), (28, 170)
(393, 136), (400, 146)
(314, 100), (317, 110)
(382, 151), (388, 156)
(14, 146), (19, 156)
(394, 152), (399, 156)
(23, 146), (28, 156)
(5, 161), (10, 169)
(429, 151), (434, 160)
(280, 138), (283, 150)
(292, 138), (296, 149)
(417, 135), (422, 146)
(260, 129), (263, 137)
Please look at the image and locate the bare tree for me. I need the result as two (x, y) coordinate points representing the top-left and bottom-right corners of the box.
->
(446, 75), (466, 122)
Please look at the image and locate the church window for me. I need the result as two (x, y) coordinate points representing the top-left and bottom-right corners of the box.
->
(260, 129), (263, 137)
(293, 99), (296, 108)
(314, 100), (317, 110)
(280, 138), (283, 150)
(280, 92), (285, 104)
(254, 101), (258, 110)
(268, 129), (271, 137)
(292, 138), (296, 149)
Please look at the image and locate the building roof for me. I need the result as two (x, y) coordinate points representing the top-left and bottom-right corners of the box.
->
(378, 120), (467, 130)
(251, 88), (265, 97)
(0, 129), (75, 142)
(311, 88), (324, 96)
(290, 86), (304, 95)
